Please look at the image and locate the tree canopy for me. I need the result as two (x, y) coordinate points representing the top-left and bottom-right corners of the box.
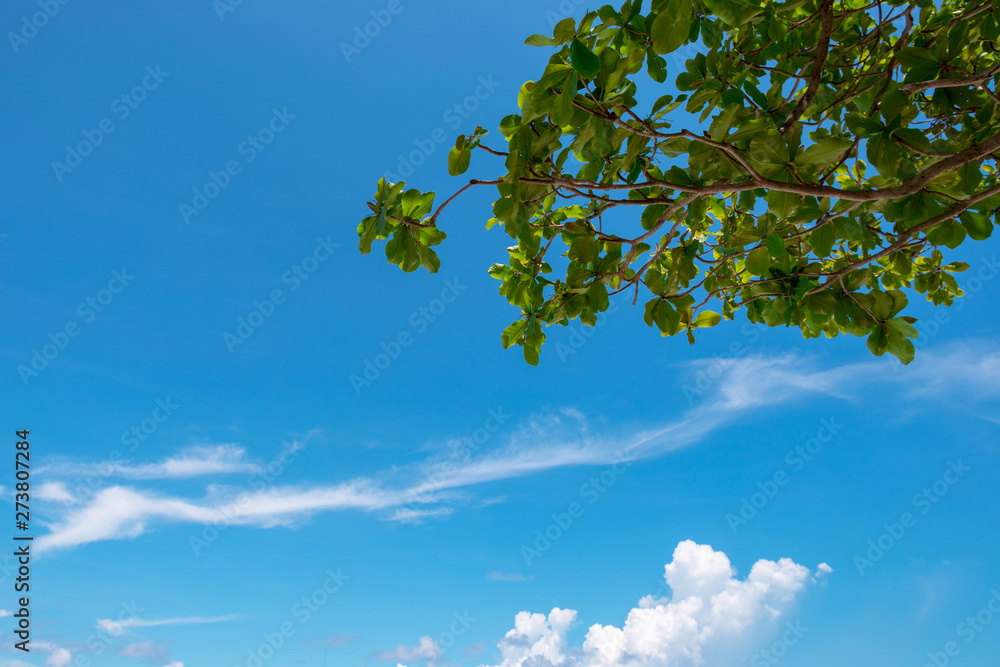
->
(357, 0), (1000, 365)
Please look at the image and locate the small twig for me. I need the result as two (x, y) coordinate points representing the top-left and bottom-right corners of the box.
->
(427, 179), (502, 225)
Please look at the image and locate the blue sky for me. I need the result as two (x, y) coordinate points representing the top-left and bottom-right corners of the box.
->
(2, 1), (1000, 666)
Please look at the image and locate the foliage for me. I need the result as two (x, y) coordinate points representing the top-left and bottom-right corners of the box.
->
(358, 0), (1000, 365)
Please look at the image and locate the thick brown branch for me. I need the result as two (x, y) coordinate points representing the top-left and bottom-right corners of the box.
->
(779, 0), (835, 134)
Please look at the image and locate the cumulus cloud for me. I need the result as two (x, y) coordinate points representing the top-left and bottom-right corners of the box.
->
(470, 541), (828, 667)
(371, 636), (443, 663)
(45, 649), (72, 667)
(34, 641), (73, 667)
(490, 607), (577, 667)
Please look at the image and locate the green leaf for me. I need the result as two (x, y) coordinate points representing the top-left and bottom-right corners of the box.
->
(652, 94), (676, 115)
(417, 244), (441, 273)
(646, 51), (667, 83)
(525, 34), (555, 46)
(765, 233), (786, 258)
(650, 0), (693, 54)
(749, 129), (790, 175)
(845, 112), (885, 138)
(647, 300), (682, 334)
(867, 134), (901, 174)
(871, 290), (894, 321)
(641, 204), (667, 230)
(359, 217), (378, 254)
(448, 147), (472, 176)
(960, 211), (993, 240)
(709, 103), (743, 141)
(891, 127), (931, 153)
(867, 324), (889, 356)
(702, 0), (762, 26)
(880, 88), (907, 122)
(501, 320), (527, 349)
(896, 46), (939, 69)
(745, 246), (771, 276)
(886, 289), (908, 318)
(554, 73), (577, 125)
(765, 189), (799, 218)
(810, 224), (836, 257)
(570, 39), (601, 78)
(691, 310), (722, 328)
(958, 162), (983, 193)
(553, 17), (577, 43)
(523, 343), (540, 366)
(796, 137), (853, 166)
(888, 316), (919, 340)
(886, 317), (918, 364)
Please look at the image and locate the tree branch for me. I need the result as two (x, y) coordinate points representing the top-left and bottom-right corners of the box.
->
(899, 62), (1000, 95)
(427, 179), (502, 225)
(805, 181), (1000, 295)
(779, 0), (836, 134)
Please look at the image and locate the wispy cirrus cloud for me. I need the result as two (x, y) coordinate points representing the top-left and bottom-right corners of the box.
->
(33, 343), (1000, 555)
(893, 343), (1000, 398)
(96, 613), (239, 635)
(39, 444), (261, 480)
(37, 480), (420, 553)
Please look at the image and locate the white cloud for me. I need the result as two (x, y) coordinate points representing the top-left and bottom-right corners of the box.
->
(37, 479), (415, 553)
(490, 607), (577, 667)
(25, 354), (858, 554)
(37, 482), (75, 504)
(372, 636), (443, 663)
(95, 614), (239, 635)
(40, 444), (260, 480)
(33, 343), (1000, 554)
(383, 507), (456, 524)
(476, 541), (826, 667)
(45, 650), (71, 667)
(34, 642), (72, 667)
(895, 344), (1000, 397)
(117, 640), (171, 662)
